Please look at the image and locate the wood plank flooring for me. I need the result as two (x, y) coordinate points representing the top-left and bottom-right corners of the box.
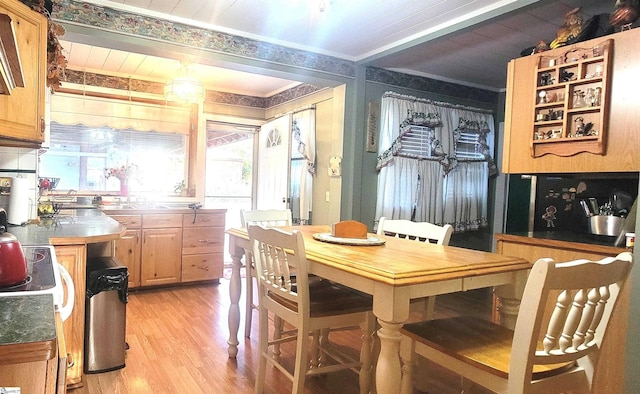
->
(70, 270), (493, 394)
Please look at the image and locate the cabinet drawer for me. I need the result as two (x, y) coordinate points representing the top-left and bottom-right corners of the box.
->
(182, 227), (224, 254)
(109, 214), (142, 228)
(182, 212), (225, 228)
(143, 214), (183, 228)
(181, 254), (224, 282)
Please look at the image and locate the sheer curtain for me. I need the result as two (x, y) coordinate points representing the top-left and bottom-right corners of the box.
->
(375, 92), (494, 232)
(290, 108), (316, 224)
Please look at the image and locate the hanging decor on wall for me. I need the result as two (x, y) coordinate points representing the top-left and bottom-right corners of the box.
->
(366, 100), (379, 152)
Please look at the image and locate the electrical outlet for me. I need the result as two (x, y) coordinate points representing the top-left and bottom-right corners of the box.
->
(325, 191), (330, 202)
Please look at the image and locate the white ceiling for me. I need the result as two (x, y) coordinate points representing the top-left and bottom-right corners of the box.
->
(58, 0), (617, 95)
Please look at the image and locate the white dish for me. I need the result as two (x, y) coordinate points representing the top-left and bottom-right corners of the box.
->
(312, 232), (386, 246)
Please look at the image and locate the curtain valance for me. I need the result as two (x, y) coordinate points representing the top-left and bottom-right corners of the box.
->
(377, 92), (495, 174)
(50, 93), (191, 134)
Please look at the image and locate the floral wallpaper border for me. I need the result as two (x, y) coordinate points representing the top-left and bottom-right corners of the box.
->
(63, 69), (323, 109)
(52, 0), (497, 108)
(52, 0), (355, 78)
(366, 67), (499, 103)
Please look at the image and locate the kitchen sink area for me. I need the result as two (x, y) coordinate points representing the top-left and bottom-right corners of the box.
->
(100, 202), (200, 211)
(41, 193), (202, 213)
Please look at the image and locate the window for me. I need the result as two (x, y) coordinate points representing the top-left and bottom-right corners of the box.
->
(454, 131), (484, 160)
(398, 125), (438, 158)
(266, 128), (282, 147)
(40, 123), (187, 195)
(40, 93), (192, 196)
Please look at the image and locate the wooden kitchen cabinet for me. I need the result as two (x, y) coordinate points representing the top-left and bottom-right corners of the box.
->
(107, 209), (226, 287)
(141, 226), (182, 286)
(503, 28), (640, 173)
(181, 212), (225, 282)
(494, 234), (628, 394)
(115, 229), (141, 288)
(110, 214), (142, 289)
(0, 0), (47, 146)
(54, 244), (86, 389)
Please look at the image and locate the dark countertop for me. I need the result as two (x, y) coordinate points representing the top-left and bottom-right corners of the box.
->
(0, 295), (57, 363)
(99, 206), (226, 215)
(6, 211), (125, 246)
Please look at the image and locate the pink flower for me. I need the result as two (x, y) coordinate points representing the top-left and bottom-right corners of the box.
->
(105, 164), (138, 181)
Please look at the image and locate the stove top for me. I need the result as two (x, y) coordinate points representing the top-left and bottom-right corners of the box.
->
(0, 245), (73, 321)
(0, 246), (57, 293)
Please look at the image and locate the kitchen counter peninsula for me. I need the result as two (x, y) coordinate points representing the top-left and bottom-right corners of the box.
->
(8, 211), (125, 246)
(7, 211), (124, 389)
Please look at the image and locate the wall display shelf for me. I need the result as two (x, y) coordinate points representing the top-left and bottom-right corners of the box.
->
(531, 39), (612, 157)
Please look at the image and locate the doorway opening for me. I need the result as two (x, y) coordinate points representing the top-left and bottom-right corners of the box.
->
(205, 121), (259, 263)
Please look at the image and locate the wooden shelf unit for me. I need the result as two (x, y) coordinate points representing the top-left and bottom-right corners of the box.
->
(531, 39), (612, 158)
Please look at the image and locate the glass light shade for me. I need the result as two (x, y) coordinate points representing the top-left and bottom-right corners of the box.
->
(164, 76), (204, 103)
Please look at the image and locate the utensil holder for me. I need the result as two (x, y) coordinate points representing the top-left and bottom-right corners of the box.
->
(589, 215), (624, 236)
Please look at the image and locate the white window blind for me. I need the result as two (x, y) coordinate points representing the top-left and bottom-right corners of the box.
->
(398, 125), (435, 158)
(455, 131), (484, 159)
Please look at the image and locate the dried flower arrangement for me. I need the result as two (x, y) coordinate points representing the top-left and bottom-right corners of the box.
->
(20, 0), (67, 91)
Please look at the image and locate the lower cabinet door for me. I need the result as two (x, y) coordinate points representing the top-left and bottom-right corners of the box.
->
(115, 229), (141, 289)
(141, 228), (182, 286)
(54, 244), (86, 389)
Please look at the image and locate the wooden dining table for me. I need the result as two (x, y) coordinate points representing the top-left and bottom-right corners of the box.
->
(226, 225), (531, 394)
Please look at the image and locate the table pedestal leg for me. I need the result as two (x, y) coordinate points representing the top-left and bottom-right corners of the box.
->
(494, 295), (521, 329)
(376, 319), (403, 394)
(494, 273), (527, 330)
(227, 254), (242, 358)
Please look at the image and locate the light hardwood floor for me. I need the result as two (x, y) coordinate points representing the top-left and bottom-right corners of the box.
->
(70, 270), (493, 394)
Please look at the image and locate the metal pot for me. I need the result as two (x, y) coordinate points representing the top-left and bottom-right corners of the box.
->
(0, 208), (28, 287)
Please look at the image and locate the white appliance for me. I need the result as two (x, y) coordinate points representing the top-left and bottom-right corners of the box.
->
(0, 245), (74, 321)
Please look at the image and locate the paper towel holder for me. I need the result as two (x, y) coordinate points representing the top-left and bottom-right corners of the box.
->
(8, 175), (31, 225)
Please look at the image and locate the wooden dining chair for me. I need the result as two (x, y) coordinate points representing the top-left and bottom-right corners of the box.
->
(377, 217), (453, 245)
(240, 209), (293, 338)
(248, 225), (376, 394)
(399, 252), (633, 394)
(377, 217), (454, 319)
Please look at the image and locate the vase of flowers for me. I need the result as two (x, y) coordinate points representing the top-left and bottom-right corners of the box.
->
(105, 164), (138, 197)
(120, 179), (129, 197)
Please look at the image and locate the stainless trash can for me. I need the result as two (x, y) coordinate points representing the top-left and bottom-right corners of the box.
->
(84, 258), (128, 373)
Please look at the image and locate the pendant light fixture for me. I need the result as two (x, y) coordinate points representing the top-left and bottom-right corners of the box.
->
(164, 61), (205, 104)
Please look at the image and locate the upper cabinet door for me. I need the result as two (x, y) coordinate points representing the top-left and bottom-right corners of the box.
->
(0, 0), (46, 147)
